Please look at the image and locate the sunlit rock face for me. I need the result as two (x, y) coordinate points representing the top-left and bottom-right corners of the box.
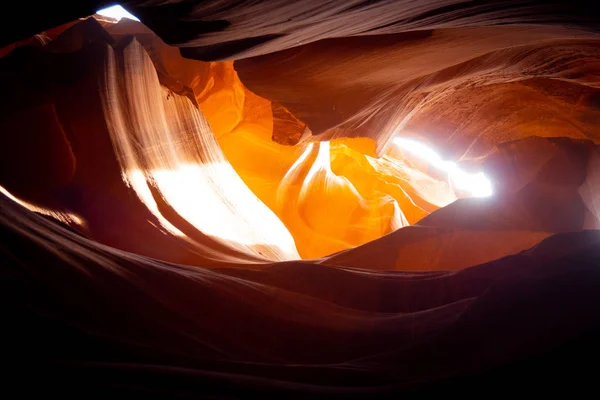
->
(0, 17), (466, 260)
(106, 18), (465, 258)
(1, 4), (599, 265)
(1, 11), (599, 263)
(326, 137), (600, 271)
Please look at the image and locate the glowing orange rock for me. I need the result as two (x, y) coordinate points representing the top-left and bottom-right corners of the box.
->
(104, 19), (458, 258)
(0, 18), (489, 262)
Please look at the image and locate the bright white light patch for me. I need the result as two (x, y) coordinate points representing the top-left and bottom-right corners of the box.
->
(393, 137), (493, 197)
(96, 5), (139, 21)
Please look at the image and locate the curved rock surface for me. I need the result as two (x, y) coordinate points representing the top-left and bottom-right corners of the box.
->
(2, 2), (600, 397)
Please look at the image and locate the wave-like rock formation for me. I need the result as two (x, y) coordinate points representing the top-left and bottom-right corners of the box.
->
(2, 1), (600, 397)
(235, 26), (600, 155)
(119, 1), (600, 155)
(0, 17), (462, 260)
(4, 188), (600, 397)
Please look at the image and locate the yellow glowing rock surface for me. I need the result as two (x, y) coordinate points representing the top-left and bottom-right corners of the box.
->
(193, 59), (458, 258)
(99, 18), (463, 259)
(0, 18), (468, 261)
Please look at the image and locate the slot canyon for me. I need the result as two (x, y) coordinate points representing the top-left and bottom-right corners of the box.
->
(2, 1), (600, 397)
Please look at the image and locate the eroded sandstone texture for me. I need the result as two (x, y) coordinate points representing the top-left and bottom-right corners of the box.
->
(2, 1), (600, 397)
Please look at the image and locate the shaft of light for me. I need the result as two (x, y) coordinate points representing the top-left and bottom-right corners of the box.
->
(96, 5), (139, 21)
(393, 137), (493, 197)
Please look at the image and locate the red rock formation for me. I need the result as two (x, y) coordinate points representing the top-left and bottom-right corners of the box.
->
(2, 2), (600, 397)
(235, 29), (600, 154)
(0, 18), (465, 259)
